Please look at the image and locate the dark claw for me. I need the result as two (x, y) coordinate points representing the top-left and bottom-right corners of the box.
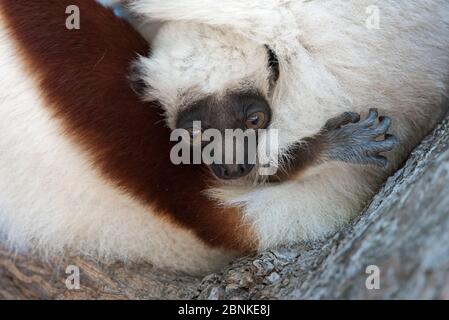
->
(323, 111), (360, 131)
(381, 134), (398, 151)
(340, 111), (361, 125)
(360, 108), (379, 127)
(372, 116), (392, 136)
(368, 134), (398, 153)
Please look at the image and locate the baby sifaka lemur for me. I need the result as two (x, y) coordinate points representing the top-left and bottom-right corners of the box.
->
(124, 0), (449, 245)
(0, 0), (448, 274)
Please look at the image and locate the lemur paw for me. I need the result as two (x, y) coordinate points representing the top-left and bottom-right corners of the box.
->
(322, 108), (398, 167)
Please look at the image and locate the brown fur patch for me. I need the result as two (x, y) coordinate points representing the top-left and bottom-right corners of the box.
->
(0, 0), (256, 252)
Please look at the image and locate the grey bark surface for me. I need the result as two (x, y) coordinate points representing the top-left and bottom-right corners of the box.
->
(1, 115), (448, 300)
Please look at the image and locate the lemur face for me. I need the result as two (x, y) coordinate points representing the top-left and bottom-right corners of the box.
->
(175, 92), (272, 179)
(130, 22), (279, 180)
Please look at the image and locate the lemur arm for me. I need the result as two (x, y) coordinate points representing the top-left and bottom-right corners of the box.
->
(270, 109), (398, 182)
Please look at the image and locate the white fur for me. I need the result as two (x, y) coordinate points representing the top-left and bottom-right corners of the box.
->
(0, 14), (234, 275)
(128, 0), (449, 248)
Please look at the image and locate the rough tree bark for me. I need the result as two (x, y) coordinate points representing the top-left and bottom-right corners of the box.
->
(1, 115), (448, 300)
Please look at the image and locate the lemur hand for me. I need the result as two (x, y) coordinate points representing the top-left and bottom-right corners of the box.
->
(321, 109), (398, 167)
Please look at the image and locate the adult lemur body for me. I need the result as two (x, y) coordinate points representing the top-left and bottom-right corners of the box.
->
(0, 0), (448, 274)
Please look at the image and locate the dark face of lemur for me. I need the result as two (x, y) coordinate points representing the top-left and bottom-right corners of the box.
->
(176, 91), (272, 180)
(173, 48), (278, 180)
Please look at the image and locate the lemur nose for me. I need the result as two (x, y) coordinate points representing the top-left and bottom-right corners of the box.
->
(222, 164), (245, 177)
(211, 164), (254, 180)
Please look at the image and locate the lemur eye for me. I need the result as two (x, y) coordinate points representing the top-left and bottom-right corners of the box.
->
(246, 112), (266, 129)
(186, 127), (203, 145)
